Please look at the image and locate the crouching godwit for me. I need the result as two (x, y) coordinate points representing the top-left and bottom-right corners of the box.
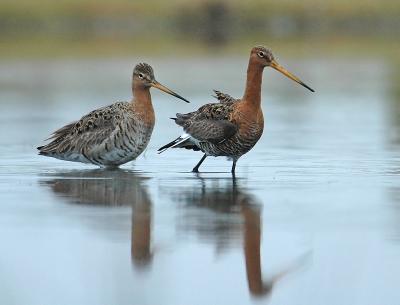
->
(38, 63), (189, 167)
(158, 46), (314, 173)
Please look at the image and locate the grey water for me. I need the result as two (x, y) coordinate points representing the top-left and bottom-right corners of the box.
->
(1, 57), (400, 305)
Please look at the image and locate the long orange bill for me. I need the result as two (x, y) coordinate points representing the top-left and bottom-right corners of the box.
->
(151, 80), (190, 103)
(270, 60), (314, 92)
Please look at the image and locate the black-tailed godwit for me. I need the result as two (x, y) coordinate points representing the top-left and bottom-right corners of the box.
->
(158, 46), (313, 173)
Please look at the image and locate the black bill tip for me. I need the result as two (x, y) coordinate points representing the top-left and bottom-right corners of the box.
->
(301, 82), (315, 92)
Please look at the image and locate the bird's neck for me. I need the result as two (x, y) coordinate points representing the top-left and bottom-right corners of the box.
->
(131, 84), (155, 124)
(242, 59), (264, 109)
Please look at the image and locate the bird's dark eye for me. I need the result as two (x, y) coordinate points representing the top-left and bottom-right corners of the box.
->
(258, 51), (265, 58)
(138, 73), (144, 79)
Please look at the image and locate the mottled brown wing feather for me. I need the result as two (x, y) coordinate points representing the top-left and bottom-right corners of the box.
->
(39, 102), (126, 154)
(45, 121), (77, 141)
(184, 119), (238, 144)
(178, 102), (235, 122)
(174, 101), (238, 144)
(213, 90), (238, 104)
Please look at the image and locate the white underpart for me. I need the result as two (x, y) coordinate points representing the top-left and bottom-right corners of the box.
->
(170, 133), (191, 148)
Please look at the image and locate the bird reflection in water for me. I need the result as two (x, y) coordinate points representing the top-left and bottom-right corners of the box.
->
(166, 176), (309, 298)
(40, 170), (309, 296)
(39, 169), (153, 269)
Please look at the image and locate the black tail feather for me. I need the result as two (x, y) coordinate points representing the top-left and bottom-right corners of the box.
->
(37, 145), (49, 156)
(158, 136), (201, 154)
(157, 137), (181, 153)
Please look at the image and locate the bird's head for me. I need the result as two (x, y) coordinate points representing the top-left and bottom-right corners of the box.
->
(133, 63), (190, 103)
(250, 46), (314, 92)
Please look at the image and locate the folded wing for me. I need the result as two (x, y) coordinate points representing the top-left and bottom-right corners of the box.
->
(38, 103), (126, 158)
(184, 119), (237, 144)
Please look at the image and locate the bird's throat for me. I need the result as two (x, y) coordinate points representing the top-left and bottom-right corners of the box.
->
(131, 86), (155, 126)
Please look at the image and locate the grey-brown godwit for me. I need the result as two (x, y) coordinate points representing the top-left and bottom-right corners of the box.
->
(38, 63), (189, 167)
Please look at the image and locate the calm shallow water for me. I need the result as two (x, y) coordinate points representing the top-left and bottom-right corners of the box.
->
(0, 57), (400, 305)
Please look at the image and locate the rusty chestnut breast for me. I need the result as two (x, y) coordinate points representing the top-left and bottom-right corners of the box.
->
(38, 63), (189, 167)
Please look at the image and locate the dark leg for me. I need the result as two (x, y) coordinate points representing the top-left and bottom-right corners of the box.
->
(192, 154), (207, 172)
(231, 160), (237, 174)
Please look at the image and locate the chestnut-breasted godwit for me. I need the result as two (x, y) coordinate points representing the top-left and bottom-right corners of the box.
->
(38, 63), (189, 167)
(158, 46), (314, 173)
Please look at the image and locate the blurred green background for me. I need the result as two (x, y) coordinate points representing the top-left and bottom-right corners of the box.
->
(1, 0), (399, 59)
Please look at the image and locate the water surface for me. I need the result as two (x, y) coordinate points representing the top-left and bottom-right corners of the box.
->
(0, 57), (399, 305)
